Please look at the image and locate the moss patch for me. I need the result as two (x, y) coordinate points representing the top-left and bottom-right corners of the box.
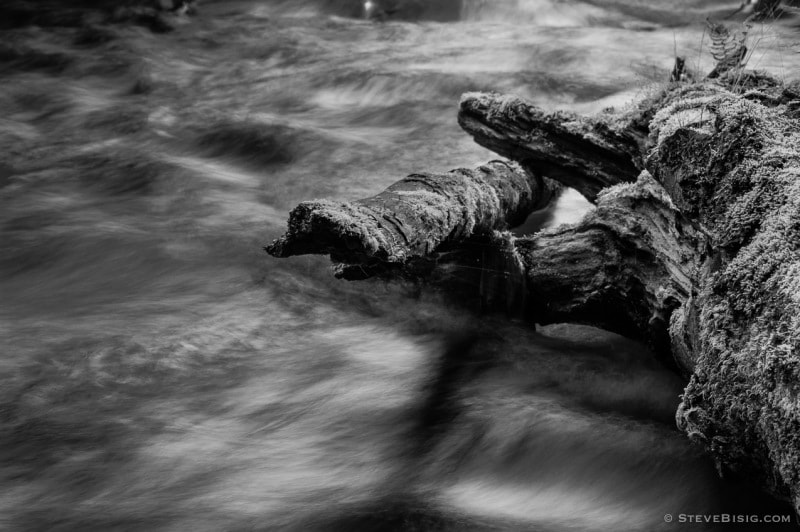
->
(648, 78), (800, 509)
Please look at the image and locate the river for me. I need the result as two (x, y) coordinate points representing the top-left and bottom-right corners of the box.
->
(1, 0), (799, 530)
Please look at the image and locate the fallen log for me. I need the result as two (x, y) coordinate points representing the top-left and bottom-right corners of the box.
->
(267, 74), (800, 516)
(647, 81), (800, 508)
(266, 160), (559, 279)
(516, 171), (709, 357)
(457, 91), (644, 201)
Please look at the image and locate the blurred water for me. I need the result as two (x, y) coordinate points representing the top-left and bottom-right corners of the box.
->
(1, 0), (799, 530)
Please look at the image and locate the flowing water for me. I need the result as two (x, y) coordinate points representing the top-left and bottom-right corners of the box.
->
(2, 0), (800, 530)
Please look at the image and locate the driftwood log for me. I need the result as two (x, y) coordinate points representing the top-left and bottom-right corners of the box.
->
(267, 72), (800, 515)
(266, 161), (559, 280)
(457, 91), (645, 201)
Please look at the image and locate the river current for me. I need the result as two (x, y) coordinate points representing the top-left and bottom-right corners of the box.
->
(1, 0), (799, 530)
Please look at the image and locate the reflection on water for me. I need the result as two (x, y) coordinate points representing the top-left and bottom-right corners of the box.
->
(1, 0), (799, 530)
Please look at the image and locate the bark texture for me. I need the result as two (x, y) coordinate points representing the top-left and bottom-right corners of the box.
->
(268, 74), (800, 514)
(516, 172), (709, 356)
(266, 160), (558, 278)
(458, 91), (644, 201)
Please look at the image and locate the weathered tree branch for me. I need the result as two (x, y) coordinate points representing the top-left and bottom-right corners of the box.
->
(266, 160), (559, 277)
(457, 92), (644, 201)
(516, 172), (708, 356)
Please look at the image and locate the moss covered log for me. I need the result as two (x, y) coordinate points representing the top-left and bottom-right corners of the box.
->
(458, 91), (645, 201)
(646, 82), (800, 512)
(266, 161), (559, 279)
(268, 73), (800, 515)
(465, 80), (800, 512)
(516, 171), (708, 356)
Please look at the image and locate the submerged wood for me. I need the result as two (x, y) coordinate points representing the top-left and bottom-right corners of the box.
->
(268, 72), (800, 515)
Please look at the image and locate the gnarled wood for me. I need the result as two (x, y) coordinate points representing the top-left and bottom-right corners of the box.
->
(266, 160), (559, 274)
(457, 92), (644, 201)
(517, 172), (708, 357)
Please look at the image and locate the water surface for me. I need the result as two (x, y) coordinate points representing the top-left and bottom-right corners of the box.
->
(1, 0), (799, 530)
